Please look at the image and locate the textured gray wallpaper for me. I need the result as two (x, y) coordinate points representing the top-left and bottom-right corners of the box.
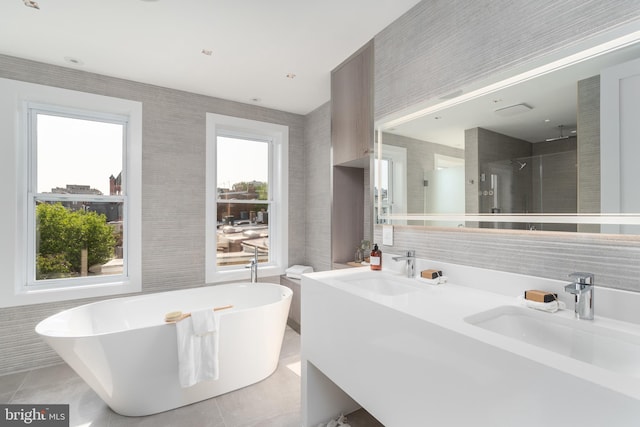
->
(0, 54), (305, 375)
(304, 102), (332, 272)
(375, 0), (640, 120)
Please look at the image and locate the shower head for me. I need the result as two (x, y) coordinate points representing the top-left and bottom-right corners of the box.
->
(511, 160), (527, 170)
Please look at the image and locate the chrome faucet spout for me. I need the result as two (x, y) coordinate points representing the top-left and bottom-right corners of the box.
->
(392, 250), (416, 278)
(245, 247), (259, 283)
(564, 272), (594, 320)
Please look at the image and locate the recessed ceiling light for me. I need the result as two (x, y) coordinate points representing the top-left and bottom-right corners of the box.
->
(64, 56), (83, 66)
(544, 119), (551, 123)
(286, 73), (296, 79)
(494, 103), (532, 117)
(23, 0), (40, 9)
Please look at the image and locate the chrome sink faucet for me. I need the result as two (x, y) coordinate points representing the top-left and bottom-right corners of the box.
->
(564, 272), (594, 320)
(392, 250), (416, 278)
(245, 247), (259, 283)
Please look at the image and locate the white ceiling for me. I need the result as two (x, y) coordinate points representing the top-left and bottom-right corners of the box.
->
(0, 0), (422, 115)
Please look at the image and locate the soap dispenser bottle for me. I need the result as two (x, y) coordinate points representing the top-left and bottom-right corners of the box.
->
(370, 243), (382, 271)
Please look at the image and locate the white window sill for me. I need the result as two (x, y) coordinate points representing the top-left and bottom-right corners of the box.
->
(0, 279), (141, 308)
(209, 265), (284, 284)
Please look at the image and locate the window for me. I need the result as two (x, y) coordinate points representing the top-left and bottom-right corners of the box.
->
(28, 106), (126, 285)
(216, 136), (270, 267)
(374, 157), (391, 223)
(206, 114), (288, 282)
(0, 77), (141, 307)
(375, 144), (407, 224)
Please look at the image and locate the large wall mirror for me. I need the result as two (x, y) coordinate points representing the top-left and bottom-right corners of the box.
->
(375, 29), (640, 235)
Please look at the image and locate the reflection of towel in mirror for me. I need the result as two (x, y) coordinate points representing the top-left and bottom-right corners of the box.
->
(176, 309), (219, 387)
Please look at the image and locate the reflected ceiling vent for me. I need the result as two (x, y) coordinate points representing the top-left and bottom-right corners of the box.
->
(545, 124), (576, 142)
(494, 103), (533, 117)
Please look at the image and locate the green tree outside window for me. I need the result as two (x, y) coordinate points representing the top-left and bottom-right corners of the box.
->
(36, 203), (116, 280)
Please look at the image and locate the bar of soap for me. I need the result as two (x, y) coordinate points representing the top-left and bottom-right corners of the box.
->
(421, 269), (442, 279)
(524, 290), (557, 303)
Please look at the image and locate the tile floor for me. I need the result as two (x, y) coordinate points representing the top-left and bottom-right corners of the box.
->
(0, 327), (383, 427)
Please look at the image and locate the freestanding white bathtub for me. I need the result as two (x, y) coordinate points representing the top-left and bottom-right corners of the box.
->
(36, 283), (292, 416)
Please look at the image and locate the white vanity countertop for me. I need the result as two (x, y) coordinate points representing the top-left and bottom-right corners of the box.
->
(304, 258), (640, 401)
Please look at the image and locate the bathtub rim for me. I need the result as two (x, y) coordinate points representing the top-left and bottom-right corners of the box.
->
(35, 282), (293, 339)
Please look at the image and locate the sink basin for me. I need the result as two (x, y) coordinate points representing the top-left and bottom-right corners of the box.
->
(336, 271), (420, 297)
(465, 305), (640, 378)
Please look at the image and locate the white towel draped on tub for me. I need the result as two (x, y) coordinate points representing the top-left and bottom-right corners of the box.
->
(175, 309), (219, 387)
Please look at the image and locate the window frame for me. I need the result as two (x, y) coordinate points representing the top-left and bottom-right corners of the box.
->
(205, 113), (288, 283)
(26, 104), (129, 289)
(0, 77), (142, 307)
(216, 131), (273, 268)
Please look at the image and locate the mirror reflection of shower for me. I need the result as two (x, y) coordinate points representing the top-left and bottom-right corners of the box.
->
(480, 150), (577, 231)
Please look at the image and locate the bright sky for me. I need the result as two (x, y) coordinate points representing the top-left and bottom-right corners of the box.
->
(37, 117), (269, 195)
(375, 158), (390, 192)
(216, 136), (269, 189)
(37, 114), (123, 195)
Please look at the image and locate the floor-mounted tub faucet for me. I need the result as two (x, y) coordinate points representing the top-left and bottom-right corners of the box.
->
(246, 247), (259, 283)
(392, 250), (416, 278)
(564, 272), (594, 320)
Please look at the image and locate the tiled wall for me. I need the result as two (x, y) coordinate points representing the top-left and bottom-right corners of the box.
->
(375, 226), (640, 292)
(577, 75), (601, 232)
(0, 54), (305, 375)
(530, 143), (577, 228)
(465, 127), (532, 215)
(372, 0), (640, 292)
